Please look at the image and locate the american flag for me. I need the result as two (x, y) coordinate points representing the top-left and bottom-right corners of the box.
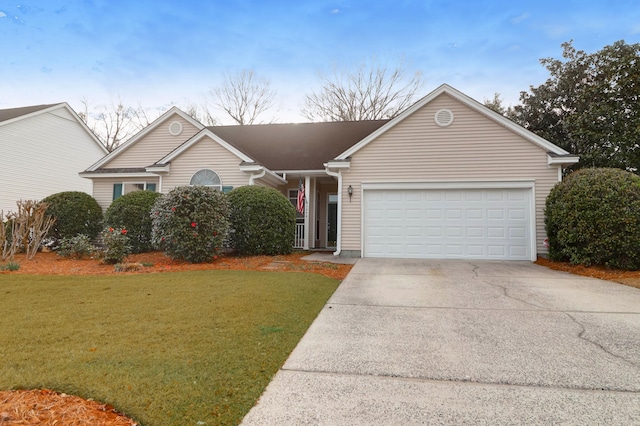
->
(297, 180), (305, 214)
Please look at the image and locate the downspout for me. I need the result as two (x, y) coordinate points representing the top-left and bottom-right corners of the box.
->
(325, 168), (342, 256)
(249, 168), (266, 185)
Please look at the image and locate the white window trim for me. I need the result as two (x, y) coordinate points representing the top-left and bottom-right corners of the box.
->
(190, 169), (223, 190)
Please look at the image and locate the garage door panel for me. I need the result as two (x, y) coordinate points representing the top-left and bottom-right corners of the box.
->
(363, 188), (532, 260)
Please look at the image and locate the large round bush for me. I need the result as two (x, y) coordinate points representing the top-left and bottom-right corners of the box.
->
(104, 190), (161, 253)
(151, 186), (230, 263)
(228, 186), (295, 255)
(42, 191), (103, 244)
(545, 167), (640, 270)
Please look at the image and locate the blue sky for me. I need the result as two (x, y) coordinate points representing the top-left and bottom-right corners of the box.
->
(2, 0), (639, 123)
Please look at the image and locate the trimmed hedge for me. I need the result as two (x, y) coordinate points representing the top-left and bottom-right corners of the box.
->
(228, 186), (296, 255)
(104, 190), (162, 253)
(42, 191), (103, 244)
(151, 186), (230, 263)
(545, 167), (640, 270)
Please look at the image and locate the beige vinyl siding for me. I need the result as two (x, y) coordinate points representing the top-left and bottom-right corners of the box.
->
(92, 177), (160, 211)
(162, 135), (250, 191)
(343, 93), (560, 256)
(106, 114), (200, 168)
(0, 107), (107, 214)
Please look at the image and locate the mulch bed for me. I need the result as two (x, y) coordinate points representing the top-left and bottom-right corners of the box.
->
(0, 389), (136, 425)
(2, 250), (352, 281)
(535, 256), (640, 288)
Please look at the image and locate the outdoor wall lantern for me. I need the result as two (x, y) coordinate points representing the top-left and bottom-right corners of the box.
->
(347, 185), (353, 201)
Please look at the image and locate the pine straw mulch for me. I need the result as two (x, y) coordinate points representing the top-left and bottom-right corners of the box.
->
(2, 250), (352, 281)
(0, 250), (352, 425)
(0, 389), (136, 425)
(535, 257), (640, 289)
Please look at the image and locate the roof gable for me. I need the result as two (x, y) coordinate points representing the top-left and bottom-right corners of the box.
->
(86, 106), (204, 171)
(157, 129), (255, 165)
(0, 103), (107, 154)
(336, 84), (572, 160)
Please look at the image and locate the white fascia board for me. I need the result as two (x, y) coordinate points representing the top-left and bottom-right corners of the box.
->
(261, 169), (288, 185)
(336, 84), (572, 160)
(274, 169), (327, 177)
(239, 163), (263, 172)
(159, 129), (254, 164)
(145, 164), (171, 173)
(87, 106), (205, 171)
(547, 154), (580, 165)
(325, 160), (351, 170)
(79, 172), (155, 179)
(240, 164), (287, 185)
(361, 180), (536, 190)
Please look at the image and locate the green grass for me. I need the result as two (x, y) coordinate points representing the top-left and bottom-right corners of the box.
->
(0, 270), (339, 425)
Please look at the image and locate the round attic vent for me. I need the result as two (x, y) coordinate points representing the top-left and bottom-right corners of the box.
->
(169, 121), (183, 136)
(434, 109), (454, 127)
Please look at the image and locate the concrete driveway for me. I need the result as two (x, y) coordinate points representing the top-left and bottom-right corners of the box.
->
(242, 259), (640, 425)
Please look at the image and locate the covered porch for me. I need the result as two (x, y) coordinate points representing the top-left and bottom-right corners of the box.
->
(281, 173), (340, 251)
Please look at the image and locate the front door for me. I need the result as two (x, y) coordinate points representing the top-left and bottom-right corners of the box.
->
(327, 194), (338, 248)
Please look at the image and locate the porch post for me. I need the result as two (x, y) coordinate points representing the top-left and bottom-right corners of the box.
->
(303, 175), (311, 250)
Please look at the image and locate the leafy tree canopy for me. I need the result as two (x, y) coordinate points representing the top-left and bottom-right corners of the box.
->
(510, 40), (640, 172)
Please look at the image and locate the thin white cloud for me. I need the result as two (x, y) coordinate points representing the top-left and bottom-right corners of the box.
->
(0, 11), (6, 18)
(330, 8), (340, 15)
(511, 12), (530, 25)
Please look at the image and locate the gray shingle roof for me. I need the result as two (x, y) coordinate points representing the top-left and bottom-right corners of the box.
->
(207, 120), (389, 170)
(0, 103), (62, 123)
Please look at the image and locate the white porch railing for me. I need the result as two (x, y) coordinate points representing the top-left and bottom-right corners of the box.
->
(294, 223), (305, 249)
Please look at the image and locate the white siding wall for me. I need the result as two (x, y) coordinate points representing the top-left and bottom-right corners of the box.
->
(162, 136), (250, 191)
(0, 107), (107, 214)
(92, 177), (160, 211)
(107, 114), (200, 168)
(343, 93), (560, 256)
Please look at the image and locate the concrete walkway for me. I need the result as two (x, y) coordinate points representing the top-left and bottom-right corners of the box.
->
(242, 259), (640, 425)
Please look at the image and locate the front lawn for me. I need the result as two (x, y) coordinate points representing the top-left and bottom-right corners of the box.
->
(0, 270), (339, 425)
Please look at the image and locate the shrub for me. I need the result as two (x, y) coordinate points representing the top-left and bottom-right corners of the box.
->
(151, 186), (230, 263)
(227, 186), (296, 255)
(104, 190), (162, 253)
(0, 261), (20, 271)
(545, 167), (640, 270)
(57, 234), (95, 259)
(42, 192), (103, 245)
(101, 227), (131, 264)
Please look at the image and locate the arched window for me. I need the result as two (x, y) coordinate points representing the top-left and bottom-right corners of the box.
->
(190, 169), (222, 190)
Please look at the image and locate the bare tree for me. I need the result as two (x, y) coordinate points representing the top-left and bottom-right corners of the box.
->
(302, 60), (423, 121)
(182, 102), (218, 126)
(79, 97), (154, 152)
(209, 69), (277, 125)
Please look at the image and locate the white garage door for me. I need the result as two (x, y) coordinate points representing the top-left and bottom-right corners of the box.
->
(363, 188), (533, 260)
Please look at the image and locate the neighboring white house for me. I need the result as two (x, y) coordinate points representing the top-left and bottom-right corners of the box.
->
(0, 103), (108, 215)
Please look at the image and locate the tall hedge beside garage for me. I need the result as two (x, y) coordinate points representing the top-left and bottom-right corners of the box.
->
(104, 190), (162, 253)
(228, 186), (296, 255)
(42, 191), (103, 245)
(545, 167), (640, 270)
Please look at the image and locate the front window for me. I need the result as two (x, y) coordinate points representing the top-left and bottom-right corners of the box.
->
(190, 169), (222, 190)
(113, 182), (157, 200)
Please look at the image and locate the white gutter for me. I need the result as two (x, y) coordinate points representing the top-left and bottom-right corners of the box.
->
(249, 169), (266, 185)
(324, 167), (342, 256)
